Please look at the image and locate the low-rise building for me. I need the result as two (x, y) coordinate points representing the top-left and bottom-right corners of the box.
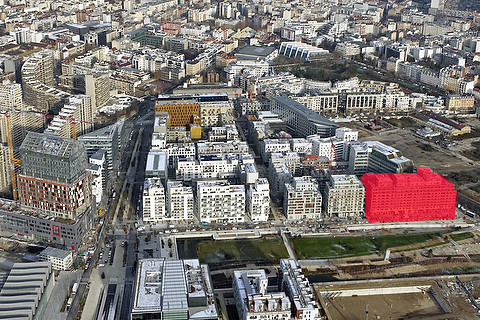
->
(39, 247), (73, 270)
(279, 259), (320, 320)
(131, 259), (218, 320)
(233, 269), (291, 320)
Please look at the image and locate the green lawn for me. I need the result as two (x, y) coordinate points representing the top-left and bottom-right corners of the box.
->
(197, 237), (289, 264)
(450, 232), (475, 242)
(292, 232), (443, 259)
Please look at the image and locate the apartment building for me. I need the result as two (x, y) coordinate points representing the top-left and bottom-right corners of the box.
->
(445, 95), (475, 113)
(246, 178), (270, 222)
(195, 180), (246, 224)
(0, 82), (22, 109)
(166, 181), (194, 221)
(22, 50), (69, 113)
(197, 141), (249, 155)
(261, 139), (291, 163)
(175, 154), (252, 182)
(324, 174), (365, 218)
(292, 94), (339, 115)
(199, 100), (234, 127)
(283, 176), (322, 220)
(142, 178), (166, 223)
(278, 259), (320, 320)
(0, 146), (12, 193)
(45, 95), (95, 139)
(17, 132), (92, 220)
(233, 270), (291, 320)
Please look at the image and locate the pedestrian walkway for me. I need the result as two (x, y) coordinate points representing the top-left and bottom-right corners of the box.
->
(81, 269), (104, 320)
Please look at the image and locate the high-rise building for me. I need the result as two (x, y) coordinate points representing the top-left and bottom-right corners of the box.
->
(166, 181), (194, 221)
(131, 258), (218, 320)
(247, 178), (270, 222)
(324, 174), (365, 218)
(17, 132), (91, 220)
(195, 180), (246, 223)
(84, 73), (111, 114)
(283, 176), (322, 220)
(0, 145), (12, 193)
(22, 50), (70, 112)
(0, 82), (23, 110)
(78, 120), (123, 171)
(142, 178), (166, 223)
(362, 167), (457, 223)
(278, 259), (320, 320)
(233, 269), (291, 320)
(44, 95), (94, 139)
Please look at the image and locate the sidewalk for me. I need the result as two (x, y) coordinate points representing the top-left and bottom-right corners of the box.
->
(81, 269), (104, 320)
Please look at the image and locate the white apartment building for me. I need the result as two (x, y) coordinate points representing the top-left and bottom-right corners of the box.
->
(308, 127), (358, 162)
(293, 94), (339, 114)
(261, 139), (291, 163)
(175, 154), (253, 181)
(39, 247), (73, 271)
(324, 175), (365, 218)
(268, 163), (293, 201)
(247, 179), (270, 222)
(199, 100), (234, 127)
(233, 270), (291, 320)
(166, 181), (194, 221)
(197, 141), (249, 155)
(142, 178), (166, 223)
(283, 176), (322, 220)
(289, 139), (313, 155)
(165, 144), (196, 166)
(207, 125), (239, 142)
(344, 93), (385, 114)
(279, 259), (320, 320)
(195, 180), (246, 223)
(348, 141), (370, 175)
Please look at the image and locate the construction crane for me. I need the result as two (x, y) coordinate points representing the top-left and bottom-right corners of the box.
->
(329, 137), (339, 171)
(5, 112), (20, 201)
(3, 108), (92, 200)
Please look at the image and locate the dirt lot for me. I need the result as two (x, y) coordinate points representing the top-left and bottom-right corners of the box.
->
(340, 119), (480, 204)
(324, 292), (443, 320)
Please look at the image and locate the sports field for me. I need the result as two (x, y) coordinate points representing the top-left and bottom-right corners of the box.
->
(292, 232), (444, 259)
(197, 237), (289, 264)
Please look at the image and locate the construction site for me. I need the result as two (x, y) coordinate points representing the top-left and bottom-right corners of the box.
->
(315, 275), (480, 320)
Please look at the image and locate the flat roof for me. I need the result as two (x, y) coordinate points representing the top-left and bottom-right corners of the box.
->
(272, 96), (338, 128)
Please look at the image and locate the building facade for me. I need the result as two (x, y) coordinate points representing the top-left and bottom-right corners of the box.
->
(17, 132), (92, 221)
(246, 178), (270, 222)
(362, 167), (457, 222)
(283, 176), (322, 220)
(324, 175), (365, 218)
(195, 180), (246, 223)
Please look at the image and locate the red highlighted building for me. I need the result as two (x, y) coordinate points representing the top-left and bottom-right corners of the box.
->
(361, 167), (457, 223)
